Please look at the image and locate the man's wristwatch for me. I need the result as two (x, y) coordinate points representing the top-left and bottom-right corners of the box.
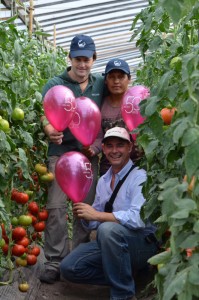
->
(42, 117), (50, 128)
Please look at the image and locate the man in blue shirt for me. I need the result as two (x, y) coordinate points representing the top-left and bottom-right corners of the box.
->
(60, 127), (158, 300)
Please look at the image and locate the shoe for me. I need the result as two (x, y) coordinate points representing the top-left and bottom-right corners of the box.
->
(39, 269), (60, 284)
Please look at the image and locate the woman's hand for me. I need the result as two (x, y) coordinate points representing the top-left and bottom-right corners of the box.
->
(81, 146), (95, 158)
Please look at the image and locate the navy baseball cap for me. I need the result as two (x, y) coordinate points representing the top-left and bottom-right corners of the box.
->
(104, 58), (130, 75)
(70, 34), (96, 58)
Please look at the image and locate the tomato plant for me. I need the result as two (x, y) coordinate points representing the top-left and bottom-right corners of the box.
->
(131, 0), (199, 299)
(0, 14), (68, 287)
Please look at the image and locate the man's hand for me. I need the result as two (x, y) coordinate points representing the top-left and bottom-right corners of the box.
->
(73, 203), (98, 221)
(73, 202), (118, 223)
(44, 123), (64, 145)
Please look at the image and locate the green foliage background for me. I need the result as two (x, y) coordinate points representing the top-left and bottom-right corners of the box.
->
(0, 17), (68, 282)
(130, 0), (199, 299)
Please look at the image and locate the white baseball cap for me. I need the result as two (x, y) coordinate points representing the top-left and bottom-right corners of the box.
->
(102, 127), (131, 143)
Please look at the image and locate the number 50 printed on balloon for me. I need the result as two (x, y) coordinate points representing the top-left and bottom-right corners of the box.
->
(69, 97), (101, 146)
(55, 151), (93, 203)
(121, 85), (150, 136)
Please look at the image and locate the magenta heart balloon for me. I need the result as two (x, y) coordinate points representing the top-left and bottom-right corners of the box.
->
(43, 85), (76, 131)
(121, 85), (150, 138)
(55, 151), (93, 203)
(69, 97), (101, 146)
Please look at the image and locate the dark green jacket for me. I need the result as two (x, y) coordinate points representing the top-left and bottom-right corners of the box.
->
(42, 67), (104, 156)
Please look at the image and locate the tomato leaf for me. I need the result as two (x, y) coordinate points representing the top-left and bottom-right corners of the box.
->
(182, 127), (199, 146)
(163, 269), (188, 300)
(193, 220), (199, 233)
(185, 140), (199, 177)
(179, 234), (199, 249)
(148, 250), (171, 265)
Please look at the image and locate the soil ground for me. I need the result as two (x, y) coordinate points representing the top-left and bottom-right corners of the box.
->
(0, 240), (157, 300)
(36, 271), (156, 300)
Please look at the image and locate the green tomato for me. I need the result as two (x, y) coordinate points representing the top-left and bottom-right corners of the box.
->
(11, 108), (24, 121)
(16, 257), (28, 267)
(11, 217), (19, 226)
(18, 215), (32, 226)
(0, 119), (10, 133)
(169, 56), (182, 69)
(27, 65), (34, 74)
(40, 172), (54, 182)
(24, 190), (34, 197)
(0, 238), (6, 247)
(5, 63), (11, 69)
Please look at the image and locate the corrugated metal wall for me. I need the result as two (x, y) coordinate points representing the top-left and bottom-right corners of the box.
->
(0, 0), (148, 75)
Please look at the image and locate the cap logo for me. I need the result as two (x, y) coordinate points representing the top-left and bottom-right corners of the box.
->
(78, 40), (86, 48)
(114, 60), (121, 66)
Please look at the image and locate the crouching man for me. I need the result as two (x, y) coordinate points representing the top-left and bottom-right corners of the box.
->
(60, 127), (158, 300)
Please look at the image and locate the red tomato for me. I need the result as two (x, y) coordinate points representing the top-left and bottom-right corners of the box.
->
(31, 232), (42, 241)
(31, 172), (39, 182)
(28, 201), (39, 215)
(27, 254), (37, 265)
(38, 209), (48, 221)
(28, 246), (40, 256)
(15, 192), (29, 204)
(16, 236), (30, 248)
(12, 227), (27, 241)
(160, 107), (177, 125)
(12, 244), (26, 256)
(11, 189), (19, 200)
(2, 243), (9, 255)
(33, 221), (45, 232)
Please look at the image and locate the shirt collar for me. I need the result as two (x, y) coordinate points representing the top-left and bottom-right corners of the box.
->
(103, 159), (133, 182)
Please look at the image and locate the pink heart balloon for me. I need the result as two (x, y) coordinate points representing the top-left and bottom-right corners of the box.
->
(121, 85), (150, 139)
(55, 151), (93, 203)
(69, 97), (101, 146)
(43, 85), (76, 131)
